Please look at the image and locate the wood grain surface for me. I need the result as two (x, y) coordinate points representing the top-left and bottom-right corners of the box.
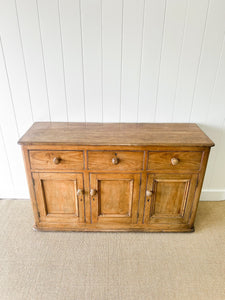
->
(18, 122), (214, 146)
(29, 150), (84, 170)
(87, 150), (144, 170)
(147, 151), (203, 171)
(20, 122), (214, 232)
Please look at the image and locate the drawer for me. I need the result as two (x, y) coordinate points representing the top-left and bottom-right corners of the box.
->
(29, 150), (84, 170)
(87, 151), (144, 170)
(147, 151), (203, 171)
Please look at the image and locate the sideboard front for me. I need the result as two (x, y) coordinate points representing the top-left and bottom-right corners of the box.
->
(21, 147), (210, 232)
(18, 122), (214, 232)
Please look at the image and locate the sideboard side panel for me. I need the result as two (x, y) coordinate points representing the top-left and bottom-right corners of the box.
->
(21, 146), (40, 227)
(188, 148), (210, 227)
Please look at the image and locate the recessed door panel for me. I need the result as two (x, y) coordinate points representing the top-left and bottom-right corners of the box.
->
(90, 173), (141, 224)
(153, 180), (189, 216)
(98, 179), (132, 217)
(32, 172), (84, 223)
(144, 173), (198, 225)
(42, 180), (78, 215)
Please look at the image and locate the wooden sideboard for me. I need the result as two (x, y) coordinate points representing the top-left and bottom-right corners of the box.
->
(18, 122), (214, 232)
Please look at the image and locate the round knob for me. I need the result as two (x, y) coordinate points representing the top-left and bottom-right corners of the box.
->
(53, 157), (61, 164)
(146, 190), (153, 197)
(112, 157), (119, 165)
(171, 157), (179, 166)
(77, 189), (83, 196)
(90, 189), (97, 197)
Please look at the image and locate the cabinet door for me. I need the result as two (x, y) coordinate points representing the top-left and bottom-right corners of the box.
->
(32, 172), (84, 223)
(144, 173), (198, 225)
(90, 173), (141, 224)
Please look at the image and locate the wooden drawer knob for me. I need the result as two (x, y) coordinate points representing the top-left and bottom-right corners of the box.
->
(112, 157), (119, 165)
(53, 157), (61, 164)
(171, 157), (179, 166)
(77, 189), (83, 196)
(90, 189), (97, 196)
(146, 190), (153, 197)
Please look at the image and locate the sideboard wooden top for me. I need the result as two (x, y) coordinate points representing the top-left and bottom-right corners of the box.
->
(18, 122), (214, 147)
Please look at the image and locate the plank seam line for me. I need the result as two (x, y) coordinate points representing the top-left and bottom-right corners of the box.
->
(119, 0), (124, 123)
(79, 0), (86, 122)
(35, 0), (51, 121)
(137, 0), (146, 123)
(153, 0), (167, 122)
(57, 0), (69, 122)
(188, 0), (211, 122)
(14, 0), (34, 122)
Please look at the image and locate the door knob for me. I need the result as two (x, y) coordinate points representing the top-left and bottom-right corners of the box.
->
(146, 190), (153, 197)
(90, 189), (97, 196)
(77, 189), (83, 196)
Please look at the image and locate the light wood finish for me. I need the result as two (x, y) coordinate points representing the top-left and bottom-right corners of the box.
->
(87, 151), (144, 170)
(32, 172), (84, 223)
(144, 173), (198, 225)
(90, 173), (140, 224)
(19, 122), (214, 232)
(21, 146), (39, 226)
(147, 151), (203, 171)
(29, 150), (84, 170)
(18, 122), (214, 147)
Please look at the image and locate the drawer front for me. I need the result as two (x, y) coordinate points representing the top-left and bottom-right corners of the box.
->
(88, 151), (144, 170)
(147, 151), (203, 171)
(29, 150), (84, 170)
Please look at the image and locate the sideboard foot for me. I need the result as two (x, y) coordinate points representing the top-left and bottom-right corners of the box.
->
(32, 225), (38, 231)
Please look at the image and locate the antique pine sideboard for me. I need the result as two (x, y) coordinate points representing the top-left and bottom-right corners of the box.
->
(18, 122), (214, 232)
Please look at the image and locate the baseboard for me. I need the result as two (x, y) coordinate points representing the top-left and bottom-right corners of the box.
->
(200, 189), (225, 201)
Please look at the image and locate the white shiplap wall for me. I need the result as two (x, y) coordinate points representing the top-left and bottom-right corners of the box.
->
(0, 0), (225, 200)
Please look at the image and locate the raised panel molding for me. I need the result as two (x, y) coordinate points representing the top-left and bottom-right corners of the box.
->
(150, 178), (190, 218)
(32, 172), (84, 222)
(90, 172), (140, 224)
(97, 178), (133, 217)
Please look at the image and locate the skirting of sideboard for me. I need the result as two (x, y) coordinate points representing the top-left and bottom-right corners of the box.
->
(32, 224), (195, 233)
